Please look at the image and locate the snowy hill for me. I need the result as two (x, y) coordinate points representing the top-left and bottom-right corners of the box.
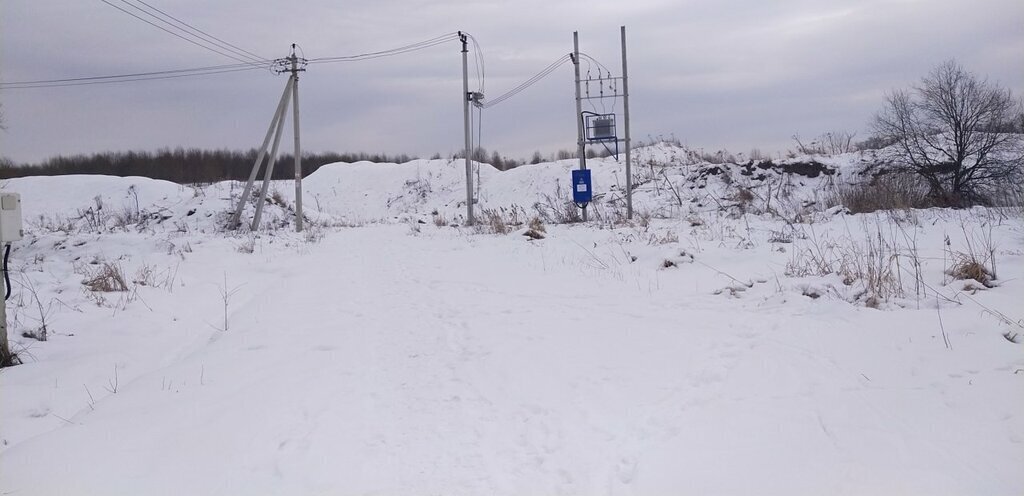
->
(1, 143), (1022, 495)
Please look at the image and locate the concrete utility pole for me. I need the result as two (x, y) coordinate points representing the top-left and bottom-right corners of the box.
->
(620, 26), (633, 220)
(231, 77), (294, 229)
(232, 45), (306, 232)
(460, 32), (475, 225)
(290, 46), (304, 232)
(252, 89), (292, 230)
(572, 31), (588, 222)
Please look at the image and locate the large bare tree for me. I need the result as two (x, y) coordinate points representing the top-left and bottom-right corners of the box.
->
(873, 60), (1023, 205)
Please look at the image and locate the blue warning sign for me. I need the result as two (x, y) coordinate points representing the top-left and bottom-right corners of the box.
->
(572, 169), (592, 204)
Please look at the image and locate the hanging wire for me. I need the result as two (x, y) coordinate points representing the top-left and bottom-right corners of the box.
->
(466, 33), (485, 93)
(475, 104), (483, 195)
(308, 33), (460, 64)
(580, 53), (616, 112)
(123, 0), (268, 63)
(481, 54), (572, 109)
(99, 0), (269, 67)
(3, 32), (460, 90)
(1, 63), (267, 89)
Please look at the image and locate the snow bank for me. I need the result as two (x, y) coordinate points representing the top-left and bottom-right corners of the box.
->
(1, 144), (1022, 495)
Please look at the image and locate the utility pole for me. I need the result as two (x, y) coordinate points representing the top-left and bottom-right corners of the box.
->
(620, 26), (633, 220)
(290, 45), (304, 232)
(231, 46), (306, 232)
(231, 77), (294, 229)
(572, 31), (588, 222)
(460, 32), (474, 225)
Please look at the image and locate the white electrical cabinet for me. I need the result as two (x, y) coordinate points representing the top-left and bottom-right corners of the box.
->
(0, 193), (23, 242)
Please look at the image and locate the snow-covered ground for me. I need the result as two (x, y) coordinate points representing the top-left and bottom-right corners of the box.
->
(1, 144), (1022, 495)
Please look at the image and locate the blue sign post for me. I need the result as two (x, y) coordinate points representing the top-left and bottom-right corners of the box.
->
(572, 169), (592, 205)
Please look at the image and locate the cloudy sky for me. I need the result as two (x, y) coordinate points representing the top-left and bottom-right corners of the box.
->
(2, 0), (1022, 164)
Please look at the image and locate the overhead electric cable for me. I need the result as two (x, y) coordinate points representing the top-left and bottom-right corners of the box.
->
(308, 33), (460, 64)
(126, 0), (269, 63)
(1, 65), (265, 89)
(99, 0), (268, 67)
(580, 53), (617, 112)
(466, 33), (485, 93)
(482, 54), (572, 109)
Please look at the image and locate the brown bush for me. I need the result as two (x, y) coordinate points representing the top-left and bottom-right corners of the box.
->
(948, 254), (993, 287)
(83, 263), (129, 292)
(828, 172), (932, 213)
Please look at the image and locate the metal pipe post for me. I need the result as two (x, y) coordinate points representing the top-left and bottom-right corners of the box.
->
(573, 31), (588, 221)
(620, 25), (633, 220)
(461, 32), (474, 225)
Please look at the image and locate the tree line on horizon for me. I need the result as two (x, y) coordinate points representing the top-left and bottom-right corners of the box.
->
(0, 145), (615, 183)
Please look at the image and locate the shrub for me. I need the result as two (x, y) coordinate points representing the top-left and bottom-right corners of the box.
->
(83, 263), (129, 292)
(948, 254), (993, 286)
(828, 172), (932, 213)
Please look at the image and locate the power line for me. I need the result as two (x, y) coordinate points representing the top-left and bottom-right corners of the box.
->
(466, 33), (485, 93)
(308, 33), (460, 64)
(99, 0), (268, 67)
(482, 54), (572, 109)
(127, 0), (268, 63)
(1, 33), (470, 90)
(1, 65), (265, 89)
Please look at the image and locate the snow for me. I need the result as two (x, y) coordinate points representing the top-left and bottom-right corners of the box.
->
(1, 143), (1022, 495)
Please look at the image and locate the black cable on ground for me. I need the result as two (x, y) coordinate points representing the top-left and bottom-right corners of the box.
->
(3, 244), (11, 300)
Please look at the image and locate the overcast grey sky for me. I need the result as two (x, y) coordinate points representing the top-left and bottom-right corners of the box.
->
(2, 0), (1022, 164)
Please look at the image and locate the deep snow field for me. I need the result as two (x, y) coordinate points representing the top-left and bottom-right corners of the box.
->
(1, 143), (1022, 495)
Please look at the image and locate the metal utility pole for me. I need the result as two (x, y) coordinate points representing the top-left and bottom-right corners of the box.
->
(620, 26), (633, 220)
(290, 46), (304, 232)
(460, 32), (475, 225)
(572, 31), (588, 222)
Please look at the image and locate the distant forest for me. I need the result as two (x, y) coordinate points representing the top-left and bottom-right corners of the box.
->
(0, 149), (420, 184)
(0, 146), (601, 184)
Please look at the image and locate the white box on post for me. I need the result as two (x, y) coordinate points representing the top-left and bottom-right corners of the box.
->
(0, 193), (23, 242)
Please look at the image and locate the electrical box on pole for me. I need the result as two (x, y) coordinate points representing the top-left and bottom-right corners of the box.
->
(572, 169), (592, 205)
(0, 193), (23, 242)
(0, 192), (22, 367)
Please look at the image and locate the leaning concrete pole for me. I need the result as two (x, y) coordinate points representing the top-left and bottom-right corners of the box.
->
(252, 80), (293, 230)
(231, 77), (294, 228)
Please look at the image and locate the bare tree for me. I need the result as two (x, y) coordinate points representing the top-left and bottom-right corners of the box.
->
(873, 60), (1023, 205)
